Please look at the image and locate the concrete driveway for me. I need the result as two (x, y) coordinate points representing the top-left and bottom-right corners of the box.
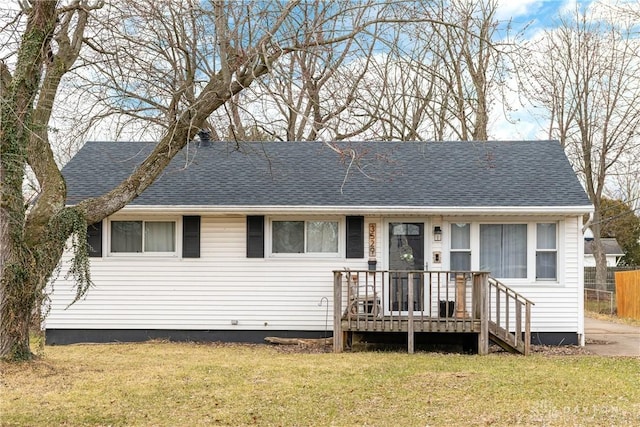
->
(585, 316), (640, 356)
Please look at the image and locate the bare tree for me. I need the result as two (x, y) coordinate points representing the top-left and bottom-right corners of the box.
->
(354, 29), (444, 141)
(601, 132), (640, 221)
(428, 0), (507, 141)
(608, 146), (640, 214)
(201, 0), (513, 144)
(250, 4), (380, 142)
(2, 0), (100, 361)
(519, 4), (640, 290)
(356, 0), (511, 141)
(206, 4), (400, 143)
(0, 0), (406, 360)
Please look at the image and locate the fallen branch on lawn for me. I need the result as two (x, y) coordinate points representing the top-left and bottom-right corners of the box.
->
(264, 337), (333, 346)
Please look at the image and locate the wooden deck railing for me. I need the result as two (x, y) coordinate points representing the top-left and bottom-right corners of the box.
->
(487, 277), (534, 355)
(333, 270), (533, 355)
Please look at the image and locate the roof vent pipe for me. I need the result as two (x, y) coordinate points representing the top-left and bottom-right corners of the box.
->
(198, 129), (211, 147)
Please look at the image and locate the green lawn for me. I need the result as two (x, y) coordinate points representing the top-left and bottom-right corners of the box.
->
(2, 343), (639, 426)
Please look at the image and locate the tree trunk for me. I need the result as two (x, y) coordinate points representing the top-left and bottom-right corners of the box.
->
(593, 243), (608, 292)
(590, 214), (609, 292)
(1, 0), (391, 361)
(0, 271), (36, 359)
(1, 207), (81, 360)
(0, 0), (58, 360)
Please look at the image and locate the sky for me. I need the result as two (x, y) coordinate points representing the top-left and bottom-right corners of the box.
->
(490, 0), (640, 137)
(489, 0), (640, 211)
(495, 0), (572, 23)
(489, 1), (564, 140)
(3, 0), (635, 145)
(490, 0), (610, 140)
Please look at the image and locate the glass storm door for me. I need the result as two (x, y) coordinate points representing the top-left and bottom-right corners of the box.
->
(388, 222), (424, 312)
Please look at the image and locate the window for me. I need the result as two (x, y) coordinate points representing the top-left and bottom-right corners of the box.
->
(111, 220), (176, 254)
(536, 223), (557, 280)
(450, 223), (471, 271)
(480, 224), (527, 278)
(272, 220), (338, 254)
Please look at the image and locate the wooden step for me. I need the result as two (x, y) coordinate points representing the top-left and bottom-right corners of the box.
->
(489, 321), (525, 354)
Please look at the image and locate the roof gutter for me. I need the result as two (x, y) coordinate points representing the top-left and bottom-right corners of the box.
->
(108, 204), (594, 216)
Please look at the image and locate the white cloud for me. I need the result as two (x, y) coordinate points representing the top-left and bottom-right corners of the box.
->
(559, 0), (579, 15)
(495, 0), (542, 20)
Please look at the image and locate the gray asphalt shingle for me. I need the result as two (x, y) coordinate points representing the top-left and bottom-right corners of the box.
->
(584, 238), (624, 255)
(62, 140), (592, 208)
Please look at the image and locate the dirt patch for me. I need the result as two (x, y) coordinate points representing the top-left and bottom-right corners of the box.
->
(180, 338), (596, 356)
(254, 341), (595, 355)
(585, 338), (611, 345)
(519, 344), (593, 356)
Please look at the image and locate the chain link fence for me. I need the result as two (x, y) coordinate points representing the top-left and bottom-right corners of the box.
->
(584, 266), (638, 315)
(584, 288), (615, 315)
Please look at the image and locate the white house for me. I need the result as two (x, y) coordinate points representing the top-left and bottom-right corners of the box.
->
(583, 236), (624, 267)
(46, 139), (593, 348)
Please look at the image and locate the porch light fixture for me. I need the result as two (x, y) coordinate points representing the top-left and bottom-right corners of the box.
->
(433, 226), (442, 241)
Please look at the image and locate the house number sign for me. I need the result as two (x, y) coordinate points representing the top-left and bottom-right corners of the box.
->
(369, 223), (376, 258)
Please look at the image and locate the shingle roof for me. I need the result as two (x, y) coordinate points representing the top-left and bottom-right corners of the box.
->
(584, 238), (624, 256)
(62, 140), (592, 209)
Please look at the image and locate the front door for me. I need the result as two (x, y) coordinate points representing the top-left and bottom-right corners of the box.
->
(388, 222), (424, 312)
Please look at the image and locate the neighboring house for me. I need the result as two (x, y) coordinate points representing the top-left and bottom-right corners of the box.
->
(46, 140), (593, 347)
(584, 237), (624, 267)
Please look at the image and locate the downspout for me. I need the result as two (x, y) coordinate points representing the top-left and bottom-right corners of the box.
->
(578, 214), (587, 346)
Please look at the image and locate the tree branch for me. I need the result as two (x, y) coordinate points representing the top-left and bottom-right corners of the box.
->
(25, 1), (95, 246)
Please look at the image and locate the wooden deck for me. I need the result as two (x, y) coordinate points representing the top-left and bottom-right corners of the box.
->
(333, 270), (534, 355)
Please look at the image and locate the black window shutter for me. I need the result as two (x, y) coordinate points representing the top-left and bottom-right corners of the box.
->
(87, 221), (102, 257)
(346, 216), (364, 259)
(182, 216), (201, 258)
(246, 216), (265, 258)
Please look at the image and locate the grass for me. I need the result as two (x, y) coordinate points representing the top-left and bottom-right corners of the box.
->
(584, 290), (640, 326)
(586, 310), (640, 327)
(584, 297), (616, 315)
(2, 343), (640, 426)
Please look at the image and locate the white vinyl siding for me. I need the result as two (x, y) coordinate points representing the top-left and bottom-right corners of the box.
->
(47, 214), (584, 337)
(47, 216), (360, 331)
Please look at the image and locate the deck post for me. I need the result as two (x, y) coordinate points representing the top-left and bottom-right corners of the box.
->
(515, 301), (522, 348)
(477, 272), (489, 355)
(407, 273), (414, 354)
(333, 271), (343, 353)
(472, 273), (480, 319)
(524, 301), (532, 356)
(455, 273), (467, 318)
